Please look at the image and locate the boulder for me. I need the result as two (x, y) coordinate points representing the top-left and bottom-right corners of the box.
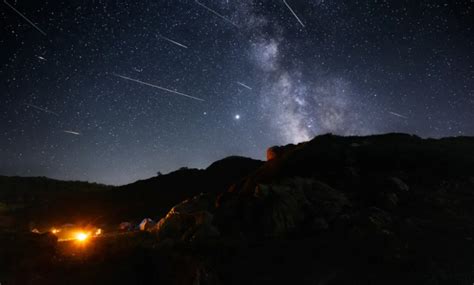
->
(155, 212), (194, 240)
(364, 207), (393, 236)
(255, 183), (307, 236)
(266, 144), (295, 160)
(154, 193), (220, 241)
(377, 191), (399, 210)
(170, 193), (211, 215)
(302, 180), (351, 220)
(189, 223), (220, 241)
(266, 146), (280, 161)
(387, 177), (410, 194)
(119, 222), (133, 231)
(251, 178), (350, 236)
(139, 218), (155, 231)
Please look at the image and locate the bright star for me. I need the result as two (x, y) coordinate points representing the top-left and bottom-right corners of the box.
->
(234, 114), (240, 120)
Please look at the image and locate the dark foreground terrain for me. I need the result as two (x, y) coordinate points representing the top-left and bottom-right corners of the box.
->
(1, 133), (474, 284)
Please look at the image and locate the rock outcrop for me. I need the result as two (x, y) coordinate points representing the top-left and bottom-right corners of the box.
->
(249, 178), (350, 236)
(154, 193), (220, 242)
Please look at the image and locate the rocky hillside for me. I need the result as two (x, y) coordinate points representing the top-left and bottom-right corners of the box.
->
(152, 133), (474, 284)
(216, 133), (474, 236)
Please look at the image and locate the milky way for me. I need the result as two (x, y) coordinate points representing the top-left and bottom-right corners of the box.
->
(1, 0), (473, 184)
(240, 2), (373, 143)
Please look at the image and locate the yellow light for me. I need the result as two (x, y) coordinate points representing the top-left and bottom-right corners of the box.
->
(51, 228), (60, 234)
(75, 232), (89, 242)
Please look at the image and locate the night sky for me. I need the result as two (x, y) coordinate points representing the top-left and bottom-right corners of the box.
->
(1, 0), (473, 185)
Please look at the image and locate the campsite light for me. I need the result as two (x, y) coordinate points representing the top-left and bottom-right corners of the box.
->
(75, 231), (89, 242)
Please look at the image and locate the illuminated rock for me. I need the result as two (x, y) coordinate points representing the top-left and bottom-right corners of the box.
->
(139, 218), (155, 231)
(154, 193), (219, 241)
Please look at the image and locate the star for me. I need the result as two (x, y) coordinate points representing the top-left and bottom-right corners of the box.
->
(0, 0), (471, 185)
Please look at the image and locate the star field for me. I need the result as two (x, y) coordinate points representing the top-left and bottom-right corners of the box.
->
(1, 0), (473, 185)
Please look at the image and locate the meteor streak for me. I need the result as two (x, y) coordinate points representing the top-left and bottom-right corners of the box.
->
(389, 111), (408, 119)
(195, 0), (239, 28)
(25, 103), (59, 116)
(157, 35), (188, 49)
(3, 0), (47, 36)
(63, 130), (81, 136)
(282, 0), (305, 28)
(236, 81), (252, 90)
(112, 73), (205, 101)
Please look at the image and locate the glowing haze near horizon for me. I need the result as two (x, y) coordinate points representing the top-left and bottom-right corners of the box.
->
(1, 0), (473, 185)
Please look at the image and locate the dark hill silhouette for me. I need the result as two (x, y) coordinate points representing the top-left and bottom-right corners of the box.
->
(0, 156), (263, 228)
(0, 176), (111, 229)
(110, 155), (263, 221)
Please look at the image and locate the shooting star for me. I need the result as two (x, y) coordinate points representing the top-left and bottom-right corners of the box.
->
(282, 0), (305, 28)
(37, 55), (47, 61)
(236, 81), (252, 90)
(389, 111), (409, 119)
(63, 130), (81, 136)
(112, 73), (205, 102)
(25, 103), (59, 116)
(3, 0), (47, 36)
(195, 0), (239, 28)
(157, 34), (188, 49)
